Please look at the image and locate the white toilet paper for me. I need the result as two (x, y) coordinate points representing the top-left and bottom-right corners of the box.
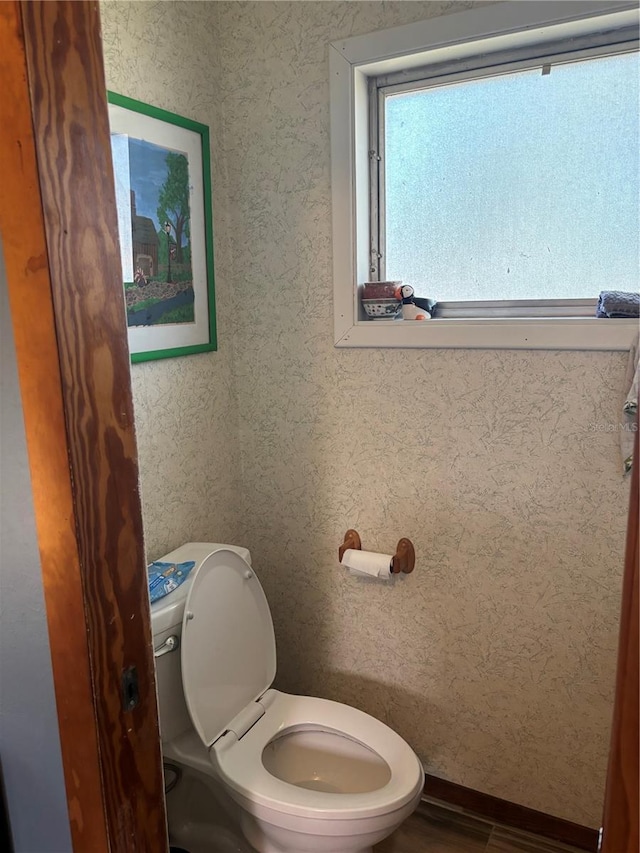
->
(340, 548), (392, 581)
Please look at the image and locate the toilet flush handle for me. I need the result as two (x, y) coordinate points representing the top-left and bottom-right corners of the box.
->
(154, 634), (180, 658)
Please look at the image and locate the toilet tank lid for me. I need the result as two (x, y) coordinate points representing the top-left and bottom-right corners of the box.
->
(150, 543), (252, 636)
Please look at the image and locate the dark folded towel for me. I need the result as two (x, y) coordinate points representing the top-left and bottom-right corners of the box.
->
(596, 291), (640, 318)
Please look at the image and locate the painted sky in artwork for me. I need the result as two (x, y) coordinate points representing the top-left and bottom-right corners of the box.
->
(127, 137), (188, 233)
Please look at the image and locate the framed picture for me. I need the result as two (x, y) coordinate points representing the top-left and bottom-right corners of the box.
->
(107, 92), (216, 362)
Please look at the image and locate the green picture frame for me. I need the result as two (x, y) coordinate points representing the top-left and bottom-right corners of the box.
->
(107, 92), (217, 362)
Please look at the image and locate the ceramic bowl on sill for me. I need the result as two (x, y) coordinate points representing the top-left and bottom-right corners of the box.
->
(362, 298), (402, 319)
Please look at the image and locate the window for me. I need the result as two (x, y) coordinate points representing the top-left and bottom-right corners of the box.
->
(378, 50), (638, 314)
(330, 1), (640, 349)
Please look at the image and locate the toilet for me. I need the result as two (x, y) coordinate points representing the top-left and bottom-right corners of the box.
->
(151, 543), (424, 853)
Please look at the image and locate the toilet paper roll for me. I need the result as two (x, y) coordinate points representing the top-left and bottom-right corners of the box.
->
(340, 548), (392, 581)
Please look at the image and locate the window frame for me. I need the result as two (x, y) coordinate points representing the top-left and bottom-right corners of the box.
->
(330, 1), (640, 350)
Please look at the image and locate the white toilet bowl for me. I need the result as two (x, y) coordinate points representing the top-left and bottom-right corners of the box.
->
(151, 544), (423, 853)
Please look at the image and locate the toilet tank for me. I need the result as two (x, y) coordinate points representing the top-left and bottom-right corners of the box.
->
(150, 542), (252, 744)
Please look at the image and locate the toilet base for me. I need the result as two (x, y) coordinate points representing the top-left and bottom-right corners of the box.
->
(251, 845), (372, 853)
(241, 808), (379, 853)
(250, 841), (373, 853)
(166, 731), (421, 853)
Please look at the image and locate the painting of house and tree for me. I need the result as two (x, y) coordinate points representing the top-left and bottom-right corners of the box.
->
(108, 93), (216, 362)
(125, 138), (194, 327)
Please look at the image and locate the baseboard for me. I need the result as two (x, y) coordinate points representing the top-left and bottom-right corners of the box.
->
(423, 774), (599, 851)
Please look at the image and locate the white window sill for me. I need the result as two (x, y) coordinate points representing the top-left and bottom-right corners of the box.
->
(334, 317), (638, 350)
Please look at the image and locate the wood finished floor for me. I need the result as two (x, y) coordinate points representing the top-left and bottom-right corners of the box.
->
(374, 801), (585, 853)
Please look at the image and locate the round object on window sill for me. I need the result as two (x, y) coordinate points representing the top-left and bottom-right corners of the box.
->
(362, 298), (402, 319)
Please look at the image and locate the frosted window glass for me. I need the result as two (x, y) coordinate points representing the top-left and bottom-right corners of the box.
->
(384, 52), (639, 302)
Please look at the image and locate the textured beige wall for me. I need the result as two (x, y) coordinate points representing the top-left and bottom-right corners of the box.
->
(101, 0), (242, 559)
(101, 0), (630, 828)
(213, 0), (629, 827)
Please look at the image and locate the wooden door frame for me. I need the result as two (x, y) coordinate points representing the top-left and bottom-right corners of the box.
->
(0, 2), (168, 850)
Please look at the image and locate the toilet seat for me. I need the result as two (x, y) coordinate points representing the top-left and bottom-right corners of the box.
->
(210, 690), (424, 821)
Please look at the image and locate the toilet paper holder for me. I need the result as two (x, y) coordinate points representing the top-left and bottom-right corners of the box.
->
(338, 529), (415, 574)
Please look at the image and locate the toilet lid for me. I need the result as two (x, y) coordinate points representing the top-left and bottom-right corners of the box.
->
(181, 548), (276, 748)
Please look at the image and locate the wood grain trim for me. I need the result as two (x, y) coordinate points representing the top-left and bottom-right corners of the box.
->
(0, 3), (109, 848)
(601, 420), (639, 853)
(424, 775), (599, 851)
(18, 1), (168, 850)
